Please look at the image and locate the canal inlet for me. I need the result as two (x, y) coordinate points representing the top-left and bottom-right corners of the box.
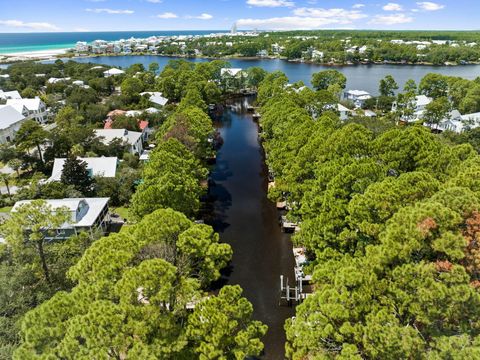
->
(207, 96), (296, 359)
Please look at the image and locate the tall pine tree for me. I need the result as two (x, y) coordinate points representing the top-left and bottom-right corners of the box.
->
(60, 155), (95, 196)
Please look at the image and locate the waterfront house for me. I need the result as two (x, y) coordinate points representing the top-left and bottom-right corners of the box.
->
(392, 95), (432, 123)
(0, 105), (27, 144)
(48, 157), (118, 182)
(343, 90), (372, 108)
(104, 68), (125, 77)
(6, 97), (48, 124)
(11, 197), (110, 240)
(94, 128), (143, 155)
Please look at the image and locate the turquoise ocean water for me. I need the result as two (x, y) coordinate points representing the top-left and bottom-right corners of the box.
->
(0, 31), (225, 54)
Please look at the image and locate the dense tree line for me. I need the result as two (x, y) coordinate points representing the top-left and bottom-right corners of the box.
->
(257, 70), (480, 358)
(0, 59), (269, 358)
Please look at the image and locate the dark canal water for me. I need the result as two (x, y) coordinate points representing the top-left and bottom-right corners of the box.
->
(208, 97), (295, 359)
(59, 55), (480, 95)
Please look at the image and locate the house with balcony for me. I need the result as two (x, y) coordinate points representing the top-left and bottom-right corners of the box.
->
(343, 90), (372, 108)
(11, 197), (110, 240)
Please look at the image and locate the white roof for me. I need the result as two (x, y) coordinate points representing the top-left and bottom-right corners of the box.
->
(0, 105), (25, 130)
(94, 128), (142, 145)
(72, 80), (84, 86)
(6, 98), (43, 112)
(337, 103), (351, 112)
(145, 107), (160, 114)
(140, 92), (168, 106)
(221, 68), (243, 76)
(104, 68), (125, 76)
(12, 198), (109, 228)
(47, 77), (71, 84)
(461, 112), (480, 122)
(49, 157), (118, 182)
(346, 90), (371, 97)
(0, 90), (21, 100)
(125, 110), (142, 117)
(415, 95), (432, 107)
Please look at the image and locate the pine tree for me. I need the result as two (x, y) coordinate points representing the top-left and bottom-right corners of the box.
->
(60, 155), (95, 196)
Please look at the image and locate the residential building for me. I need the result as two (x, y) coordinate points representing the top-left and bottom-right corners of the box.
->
(12, 198), (110, 239)
(6, 97), (48, 124)
(140, 92), (168, 107)
(343, 90), (372, 108)
(337, 103), (352, 120)
(94, 128), (143, 155)
(392, 95), (432, 123)
(48, 157), (118, 182)
(0, 90), (21, 100)
(0, 105), (27, 144)
(220, 68), (244, 77)
(104, 68), (125, 77)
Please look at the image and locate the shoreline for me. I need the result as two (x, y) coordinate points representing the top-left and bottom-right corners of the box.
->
(1, 49), (479, 67)
(0, 48), (71, 63)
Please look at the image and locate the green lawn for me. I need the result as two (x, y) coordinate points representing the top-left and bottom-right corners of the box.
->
(112, 207), (130, 221)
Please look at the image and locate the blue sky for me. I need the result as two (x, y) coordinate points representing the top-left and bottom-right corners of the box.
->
(0, 0), (475, 32)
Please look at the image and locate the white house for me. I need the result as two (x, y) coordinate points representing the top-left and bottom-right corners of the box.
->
(104, 68), (125, 77)
(6, 97), (47, 124)
(48, 157), (118, 182)
(391, 95), (433, 123)
(337, 103), (352, 120)
(94, 129), (143, 155)
(343, 90), (372, 108)
(12, 198), (110, 239)
(220, 68), (244, 77)
(0, 90), (21, 100)
(0, 105), (27, 144)
(429, 110), (462, 132)
(140, 92), (168, 107)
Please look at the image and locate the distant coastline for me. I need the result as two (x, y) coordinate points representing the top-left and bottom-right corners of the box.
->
(2, 50), (477, 67)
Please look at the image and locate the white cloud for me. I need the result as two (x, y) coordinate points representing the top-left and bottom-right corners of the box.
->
(147, 0), (162, 2)
(0, 19), (60, 31)
(85, 8), (134, 14)
(416, 2), (445, 11)
(293, 7), (368, 21)
(157, 12), (178, 19)
(352, 4), (365, 9)
(246, 0), (294, 7)
(383, 3), (403, 11)
(186, 13), (213, 20)
(369, 13), (413, 25)
(237, 6), (368, 30)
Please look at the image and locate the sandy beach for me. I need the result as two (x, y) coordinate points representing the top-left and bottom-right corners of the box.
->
(0, 48), (70, 62)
